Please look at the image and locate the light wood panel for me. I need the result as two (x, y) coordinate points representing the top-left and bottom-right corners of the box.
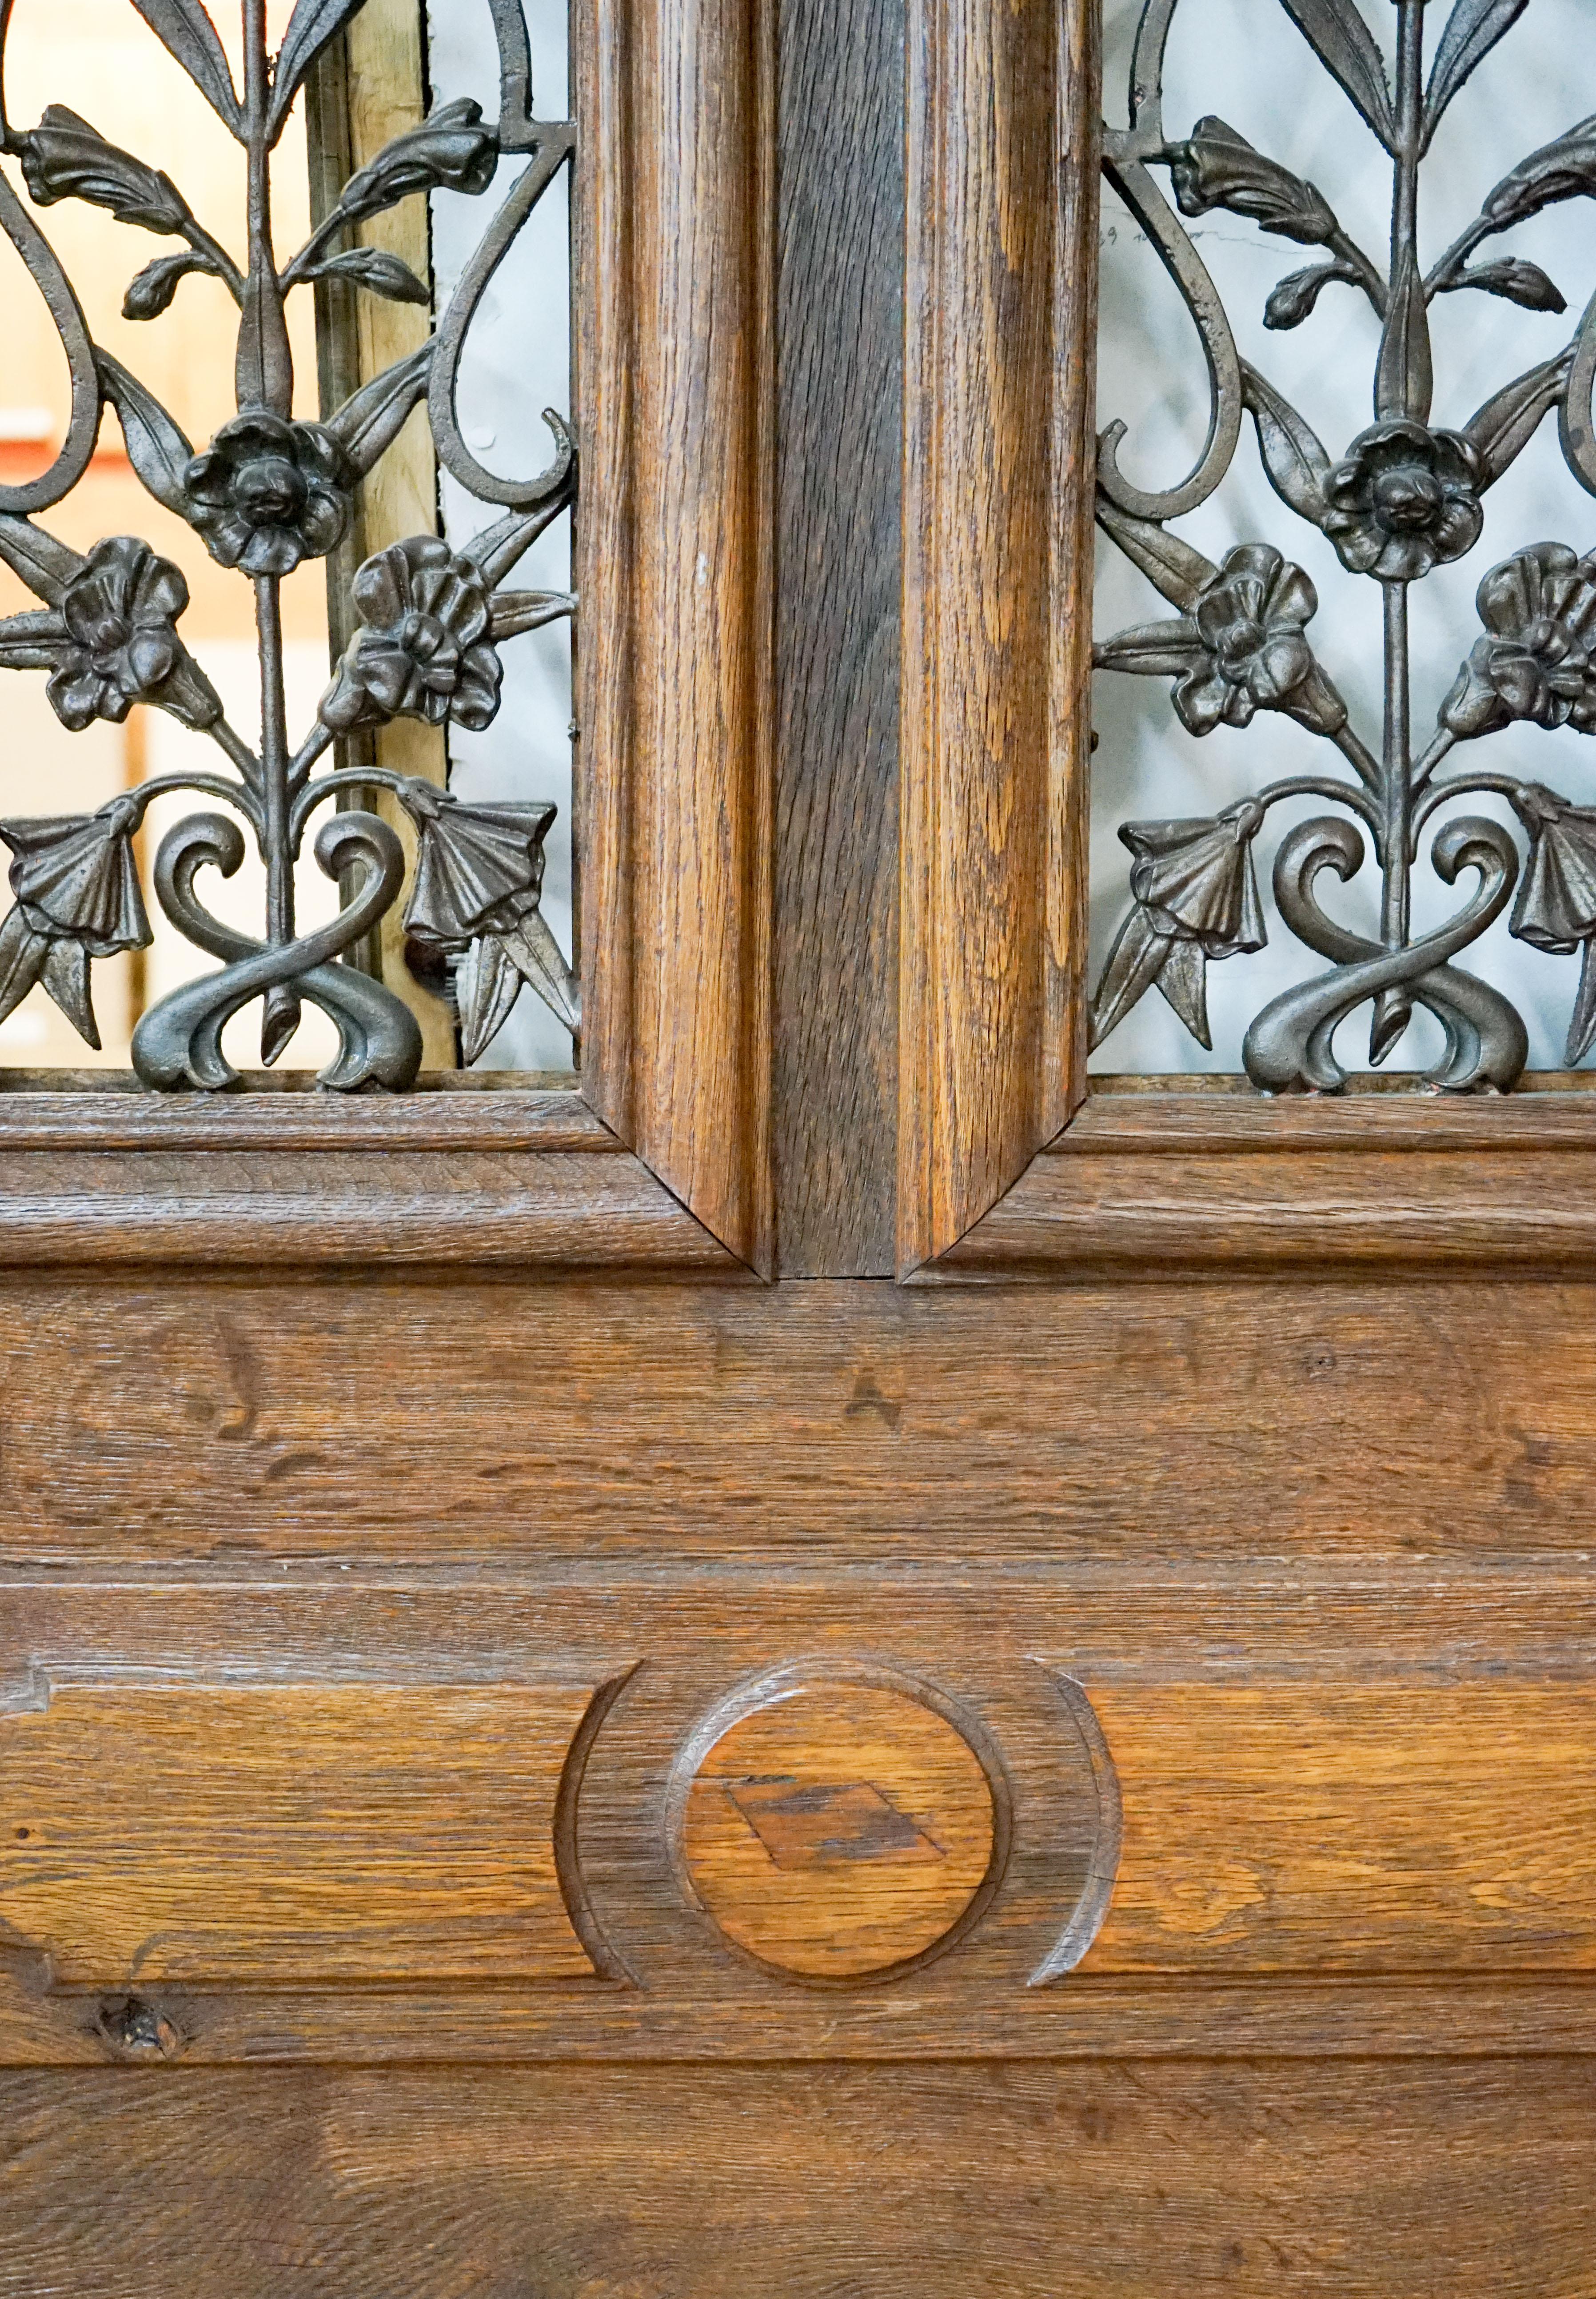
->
(900, 0), (1100, 1273)
(0, 1680), (598, 1982)
(575, 0), (776, 1272)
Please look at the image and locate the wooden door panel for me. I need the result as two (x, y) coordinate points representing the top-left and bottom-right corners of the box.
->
(1, 1272), (1591, 1563)
(5, 1559), (1596, 2057)
(0, 1680), (600, 1984)
(4, 2061), (1595, 2297)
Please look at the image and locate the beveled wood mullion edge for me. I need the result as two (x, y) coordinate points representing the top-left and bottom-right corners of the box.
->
(10, 1977), (1596, 2067)
(0, 1089), (747, 1274)
(575, 0), (777, 1278)
(917, 1086), (1596, 1281)
(898, 0), (1099, 1279)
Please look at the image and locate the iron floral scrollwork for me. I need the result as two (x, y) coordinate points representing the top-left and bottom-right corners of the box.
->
(0, 0), (577, 1087)
(1093, 0), (1596, 1087)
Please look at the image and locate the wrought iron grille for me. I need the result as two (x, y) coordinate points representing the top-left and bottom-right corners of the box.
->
(1092, 0), (1596, 1091)
(0, 0), (575, 1090)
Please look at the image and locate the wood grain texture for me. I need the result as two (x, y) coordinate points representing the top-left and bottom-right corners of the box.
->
(306, 1), (455, 1062)
(940, 1086), (1596, 1275)
(900, 0), (1099, 1273)
(0, 1680), (596, 1983)
(0, 1091), (742, 1269)
(771, 0), (903, 1275)
(5, 2061), (1596, 2294)
(575, 0), (776, 1272)
(7, 1271), (1596, 1557)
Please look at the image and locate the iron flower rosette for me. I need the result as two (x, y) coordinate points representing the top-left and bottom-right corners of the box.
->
(0, 537), (221, 732)
(399, 782), (579, 1060)
(1090, 798), (1268, 1051)
(1442, 543), (1596, 739)
(1322, 421), (1484, 583)
(321, 538), (503, 734)
(0, 796), (151, 1047)
(184, 412), (354, 578)
(1096, 544), (1346, 738)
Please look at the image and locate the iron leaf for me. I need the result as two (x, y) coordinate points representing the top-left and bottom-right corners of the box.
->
(123, 249), (218, 322)
(267, 0), (370, 141)
(39, 936), (98, 1049)
(1447, 257), (1567, 315)
(1276, 0), (1395, 150)
(1463, 347), (1574, 488)
(1240, 364), (1332, 525)
(1264, 260), (1357, 332)
(0, 906), (47, 1030)
(1374, 247), (1433, 423)
(455, 932), (522, 1065)
(1088, 907), (1172, 1053)
(499, 910), (580, 1032)
(1423, 0), (1531, 150)
(305, 247), (431, 305)
(325, 344), (432, 475)
(1092, 497), (1216, 610)
(128, 0), (242, 135)
(1569, 942), (1596, 1066)
(96, 353), (196, 518)
(1155, 934), (1212, 1048)
(1479, 115), (1596, 234)
(0, 518), (84, 606)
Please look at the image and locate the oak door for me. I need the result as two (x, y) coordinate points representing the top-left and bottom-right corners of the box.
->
(4, 0), (1596, 2291)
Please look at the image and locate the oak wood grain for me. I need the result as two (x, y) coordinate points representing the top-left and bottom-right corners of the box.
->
(0, 1680), (597, 1983)
(900, 0), (1099, 1273)
(2, 1273), (1591, 1561)
(5, 2061), (1596, 2293)
(576, 0), (776, 1271)
(771, 0), (903, 1276)
(940, 1088), (1596, 1275)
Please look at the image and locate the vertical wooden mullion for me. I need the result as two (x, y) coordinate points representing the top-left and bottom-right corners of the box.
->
(900, 0), (1101, 1274)
(575, 0), (777, 1273)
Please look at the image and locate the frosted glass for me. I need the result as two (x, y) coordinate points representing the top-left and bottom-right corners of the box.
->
(427, 0), (574, 1073)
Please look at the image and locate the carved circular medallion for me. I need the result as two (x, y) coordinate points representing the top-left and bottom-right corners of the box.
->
(674, 1668), (1005, 1981)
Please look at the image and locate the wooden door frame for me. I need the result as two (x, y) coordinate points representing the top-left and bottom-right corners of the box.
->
(1, 0), (1592, 1295)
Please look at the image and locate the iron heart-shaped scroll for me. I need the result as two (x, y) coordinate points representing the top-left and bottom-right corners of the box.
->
(0, 0), (577, 1088)
(1093, 0), (1596, 1091)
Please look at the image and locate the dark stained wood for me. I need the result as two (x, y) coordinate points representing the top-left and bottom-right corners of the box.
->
(900, 0), (1100, 1274)
(940, 1086), (1596, 1276)
(771, 0), (903, 1277)
(6, 2062), (1596, 2293)
(575, 0), (777, 1272)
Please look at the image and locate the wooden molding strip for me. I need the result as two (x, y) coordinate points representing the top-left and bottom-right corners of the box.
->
(576, 0), (777, 1275)
(932, 1087), (1596, 1278)
(0, 1089), (743, 1272)
(898, 0), (1100, 1275)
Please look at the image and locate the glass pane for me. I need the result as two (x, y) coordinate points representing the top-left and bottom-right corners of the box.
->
(1091, 0), (1596, 1087)
(0, 0), (575, 1087)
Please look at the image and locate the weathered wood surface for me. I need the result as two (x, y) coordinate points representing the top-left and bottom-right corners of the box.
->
(0, 1273), (1588, 1559)
(771, 0), (903, 1276)
(5, 2061), (1596, 2293)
